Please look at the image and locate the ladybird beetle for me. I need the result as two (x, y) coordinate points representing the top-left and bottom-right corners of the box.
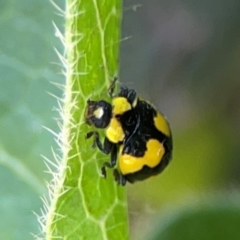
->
(85, 78), (172, 185)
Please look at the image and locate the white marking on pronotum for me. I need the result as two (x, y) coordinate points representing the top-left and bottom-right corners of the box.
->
(94, 107), (104, 119)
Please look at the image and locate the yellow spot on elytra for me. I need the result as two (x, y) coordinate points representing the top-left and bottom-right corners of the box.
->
(154, 112), (171, 137)
(119, 139), (165, 174)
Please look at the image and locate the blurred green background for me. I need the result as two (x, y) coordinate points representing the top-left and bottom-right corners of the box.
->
(0, 0), (63, 239)
(1, 0), (240, 239)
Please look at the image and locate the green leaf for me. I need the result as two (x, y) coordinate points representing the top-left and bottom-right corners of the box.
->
(45, 1), (129, 240)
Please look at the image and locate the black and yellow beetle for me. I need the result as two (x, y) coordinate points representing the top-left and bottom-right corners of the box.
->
(85, 78), (173, 185)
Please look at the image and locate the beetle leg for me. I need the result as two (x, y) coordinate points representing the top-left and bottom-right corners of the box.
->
(114, 169), (127, 186)
(85, 131), (97, 148)
(86, 131), (119, 179)
(127, 89), (137, 106)
(108, 76), (118, 98)
(118, 87), (137, 106)
(108, 77), (137, 108)
(118, 86), (129, 97)
(101, 144), (118, 178)
(85, 131), (113, 154)
(85, 131), (95, 139)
